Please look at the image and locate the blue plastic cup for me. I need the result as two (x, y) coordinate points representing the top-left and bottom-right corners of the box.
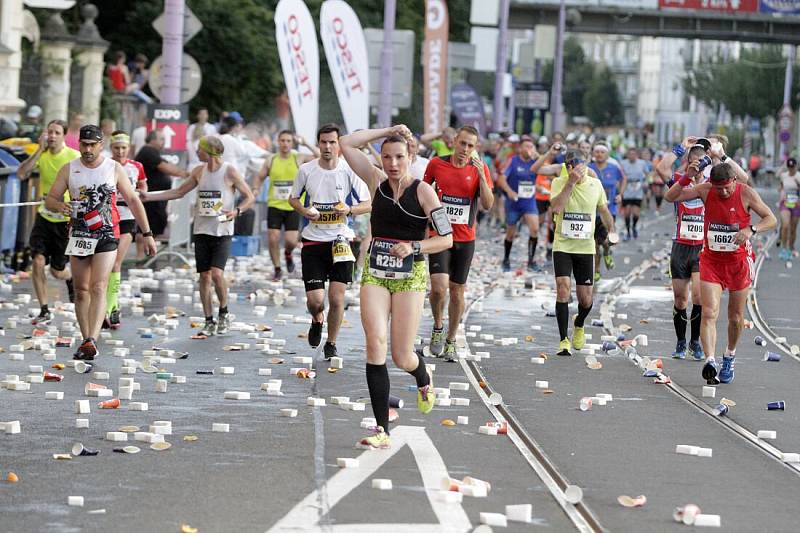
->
(767, 401), (785, 410)
(763, 351), (781, 362)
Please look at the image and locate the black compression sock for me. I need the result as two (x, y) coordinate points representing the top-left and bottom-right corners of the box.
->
(690, 305), (702, 342)
(556, 301), (569, 341)
(625, 216), (631, 232)
(633, 215), (639, 230)
(205, 315), (214, 322)
(219, 306), (228, 316)
(40, 304), (49, 314)
(575, 303), (593, 327)
(366, 363), (391, 434)
(503, 239), (513, 261)
(407, 353), (430, 389)
(528, 237), (538, 263)
(673, 306), (688, 341)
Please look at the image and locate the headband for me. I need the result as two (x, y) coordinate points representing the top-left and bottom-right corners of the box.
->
(110, 133), (130, 145)
(198, 137), (222, 157)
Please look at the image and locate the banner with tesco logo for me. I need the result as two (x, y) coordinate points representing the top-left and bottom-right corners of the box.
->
(275, 0), (319, 144)
(320, 0), (370, 134)
(423, 0), (449, 135)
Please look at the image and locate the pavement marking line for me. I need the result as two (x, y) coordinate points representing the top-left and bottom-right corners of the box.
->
(600, 234), (800, 477)
(310, 371), (331, 528)
(457, 290), (602, 533)
(265, 425), (471, 533)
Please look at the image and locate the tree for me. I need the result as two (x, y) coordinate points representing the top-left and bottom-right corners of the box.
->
(542, 36), (593, 118)
(684, 45), (799, 120)
(583, 66), (623, 126)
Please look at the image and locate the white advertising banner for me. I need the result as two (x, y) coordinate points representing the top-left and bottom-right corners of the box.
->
(320, 1), (370, 133)
(275, 0), (319, 143)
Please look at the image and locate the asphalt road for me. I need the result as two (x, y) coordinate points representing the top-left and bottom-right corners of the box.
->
(2, 187), (798, 532)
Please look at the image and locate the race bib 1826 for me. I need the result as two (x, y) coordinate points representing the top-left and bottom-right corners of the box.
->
(442, 194), (471, 225)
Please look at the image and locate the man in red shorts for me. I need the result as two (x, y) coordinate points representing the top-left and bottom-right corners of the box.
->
(424, 125), (494, 361)
(670, 162), (775, 385)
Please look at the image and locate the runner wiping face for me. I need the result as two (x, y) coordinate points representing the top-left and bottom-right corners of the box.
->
(519, 140), (535, 161)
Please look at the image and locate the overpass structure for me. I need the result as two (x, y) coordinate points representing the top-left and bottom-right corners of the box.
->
(510, 1), (800, 45)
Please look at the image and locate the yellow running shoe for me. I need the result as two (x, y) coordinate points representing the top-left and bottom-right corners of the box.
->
(557, 338), (572, 357)
(357, 427), (391, 450)
(573, 325), (586, 350)
(417, 380), (436, 414)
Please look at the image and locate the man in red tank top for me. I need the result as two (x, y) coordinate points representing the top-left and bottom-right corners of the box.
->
(670, 163), (776, 385)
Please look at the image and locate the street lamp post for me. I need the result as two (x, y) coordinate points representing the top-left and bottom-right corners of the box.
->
(492, 0), (510, 132)
(377, 0), (396, 128)
(550, 0), (566, 134)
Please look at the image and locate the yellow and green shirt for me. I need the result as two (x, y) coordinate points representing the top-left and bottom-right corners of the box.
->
(551, 164), (608, 255)
(36, 146), (79, 223)
(268, 152), (299, 211)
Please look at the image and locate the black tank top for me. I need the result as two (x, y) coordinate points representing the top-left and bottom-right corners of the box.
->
(370, 179), (428, 259)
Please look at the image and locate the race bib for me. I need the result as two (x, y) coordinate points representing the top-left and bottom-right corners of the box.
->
(442, 194), (471, 225)
(368, 238), (413, 279)
(332, 237), (355, 263)
(561, 212), (592, 239)
(707, 222), (739, 252)
(271, 181), (292, 201)
(65, 230), (98, 257)
(786, 193), (798, 209)
(313, 202), (345, 227)
(679, 214), (704, 241)
(517, 181), (535, 199)
(197, 191), (223, 217)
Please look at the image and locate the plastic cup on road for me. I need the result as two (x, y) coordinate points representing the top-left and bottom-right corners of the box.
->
(754, 336), (767, 347)
(71, 442), (99, 457)
(75, 361), (93, 374)
(579, 397), (593, 411)
(388, 395), (404, 409)
(767, 401), (786, 410)
(564, 485), (583, 504)
(488, 392), (503, 406)
(682, 504), (701, 525)
(763, 351), (781, 362)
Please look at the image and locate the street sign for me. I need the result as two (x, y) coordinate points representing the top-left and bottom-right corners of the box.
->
(148, 53), (203, 104)
(515, 85), (550, 110)
(152, 6), (203, 44)
(146, 104), (188, 166)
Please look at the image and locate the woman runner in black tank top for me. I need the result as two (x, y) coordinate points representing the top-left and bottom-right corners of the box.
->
(340, 125), (453, 450)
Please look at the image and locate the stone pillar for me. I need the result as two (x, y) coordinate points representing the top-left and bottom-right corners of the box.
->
(0, 0), (28, 119)
(40, 12), (74, 124)
(74, 4), (108, 125)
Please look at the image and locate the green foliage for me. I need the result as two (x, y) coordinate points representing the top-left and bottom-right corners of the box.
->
(684, 45), (799, 120)
(583, 66), (623, 126)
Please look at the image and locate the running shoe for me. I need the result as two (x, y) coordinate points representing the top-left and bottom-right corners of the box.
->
(572, 324), (586, 350)
(417, 375), (436, 414)
(74, 338), (97, 361)
(31, 310), (52, 326)
(633, 228), (639, 240)
(101, 316), (111, 330)
(199, 319), (216, 337)
(672, 339), (687, 360)
(429, 326), (445, 357)
(702, 358), (720, 385)
(719, 355), (735, 384)
(357, 427), (391, 450)
(688, 339), (704, 360)
(623, 232), (631, 242)
(502, 258), (511, 272)
(285, 251), (296, 273)
(442, 340), (457, 362)
(594, 271), (601, 283)
(272, 268), (283, 282)
(109, 308), (121, 330)
(323, 341), (337, 360)
(527, 261), (536, 272)
(604, 252), (615, 270)
(557, 338), (572, 357)
(216, 314), (230, 335)
(308, 320), (323, 348)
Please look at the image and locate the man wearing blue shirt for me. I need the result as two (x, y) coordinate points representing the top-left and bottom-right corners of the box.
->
(498, 136), (540, 272)
(589, 142), (626, 281)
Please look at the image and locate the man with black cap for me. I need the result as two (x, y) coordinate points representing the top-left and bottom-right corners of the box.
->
(45, 125), (157, 360)
(668, 160), (776, 385)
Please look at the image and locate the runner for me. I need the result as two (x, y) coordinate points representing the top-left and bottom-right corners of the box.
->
(141, 136), (254, 337)
(17, 119), (79, 323)
(419, 127), (456, 158)
(289, 124), (371, 359)
(45, 125), (157, 360)
(620, 146), (648, 240)
(668, 162), (776, 384)
(497, 136), (540, 272)
(424, 126), (494, 361)
(104, 131), (148, 329)
(589, 142), (626, 281)
(777, 157), (800, 261)
(661, 137), (711, 360)
(253, 130), (319, 281)
(340, 125), (453, 449)
(549, 149), (617, 356)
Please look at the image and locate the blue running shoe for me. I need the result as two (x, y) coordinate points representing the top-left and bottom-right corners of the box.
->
(719, 355), (735, 384)
(672, 339), (687, 360)
(702, 358), (720, 385)
(688, 340), (704, 360)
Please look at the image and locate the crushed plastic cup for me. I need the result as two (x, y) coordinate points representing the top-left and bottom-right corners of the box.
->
(43, 372), (64, 382)
(617, 494), (647, 508)
(754, 336), (767, 347)
(601, 341), (617, 352)
(71, 443), (99, 457)
(564, 485), (583, 504)
(682, 504), (701, 525)
(579, 397), (593, 411)
(462, 476), (491, 493)
(767, 401), (785, 411)
(712, 404), (729, 416)
(98, 398), (120, 409)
